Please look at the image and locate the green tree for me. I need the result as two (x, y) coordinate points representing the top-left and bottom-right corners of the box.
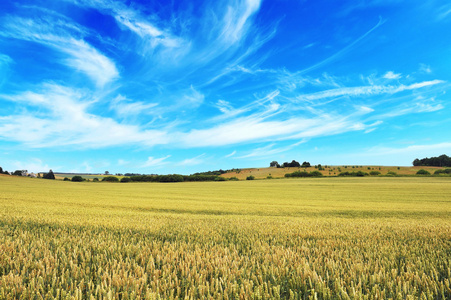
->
(270, 161), (280, 168)
(301, 161), (311, 167)
(43, 170), (55, 180)
(102, 176), (119, 182)
(71, 176), (84, 182)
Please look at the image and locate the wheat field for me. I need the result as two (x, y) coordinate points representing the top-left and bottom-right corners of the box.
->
(1, 175), (450, 299)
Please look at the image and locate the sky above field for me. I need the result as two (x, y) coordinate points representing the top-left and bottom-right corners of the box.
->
(0, 0), (451, 174)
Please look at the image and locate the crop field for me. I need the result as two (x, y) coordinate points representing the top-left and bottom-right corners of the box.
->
(1, 175), (450, 299)
(221, 165), (445, 180)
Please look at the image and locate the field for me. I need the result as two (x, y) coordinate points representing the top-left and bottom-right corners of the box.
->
(1, 175), (450, 299)
(221, 165), (446, 180)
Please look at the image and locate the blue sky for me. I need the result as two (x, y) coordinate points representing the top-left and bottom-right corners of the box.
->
(0, 0), (450, 174)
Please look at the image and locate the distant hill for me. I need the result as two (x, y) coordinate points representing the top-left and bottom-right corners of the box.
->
(220, 165), (446, 180)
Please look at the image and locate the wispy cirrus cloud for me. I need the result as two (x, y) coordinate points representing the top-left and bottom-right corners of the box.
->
(0, 53), (12, 65)
(0, 53), (12, 87)
(299, 17), (385, 75)
(178, 154), (206, 166)
(225, 150), (237, 158)
(110, 95), (158, 117)
(0, 15), (119, 87)
(296, 80), (445, 102)
(366, 142), (451, 157)
(0, 83), (168, 148)
(219, 0), (261, 44)
(419, 63), (432, 74)
(236, 140), (307, 159)
(383, 71), (401, 80)
(143, 155), (171, 167)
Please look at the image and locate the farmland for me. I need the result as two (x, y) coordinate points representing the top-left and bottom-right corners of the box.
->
(1, 175), (450, 299)
(220, 165), (446, 180)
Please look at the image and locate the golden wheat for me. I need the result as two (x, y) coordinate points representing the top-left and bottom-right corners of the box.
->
(1, 175), (450, 299)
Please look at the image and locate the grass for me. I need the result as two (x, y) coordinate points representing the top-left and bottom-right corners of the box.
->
(1, 175), (450, 298)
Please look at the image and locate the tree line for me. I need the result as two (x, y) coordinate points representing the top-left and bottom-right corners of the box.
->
(412, 154), (450, 167)
(270, 160), (311, 168)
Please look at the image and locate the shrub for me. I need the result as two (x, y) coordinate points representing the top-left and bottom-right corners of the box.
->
(71, 176), (83, 182)
(285, 170), (322, 178)
(434, 169), (451, 175)
(102, 176), (119, 182)
(338, 171), (368, 177)
(93, 178), (99, 182)
(120, 177), (132, 182)
(416, 169), (431, 176)
(266, 175), (273, 179)
(309, 170), (323, 177)
(214, 177), (227, 181)
(246, 175), (255, 180)
(285, 171), (308, 178)
(229, 177), (239, 181)
(386, 171), (397, 176)
(369, 171), (381, 176)
(63, 177), (70, 181)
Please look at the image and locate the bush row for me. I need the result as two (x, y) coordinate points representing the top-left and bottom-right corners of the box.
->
(284, 170), (323, 178)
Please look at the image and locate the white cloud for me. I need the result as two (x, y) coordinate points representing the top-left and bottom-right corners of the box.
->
(82, 161), (93, 172)
(356, 106), (374, 113)
(0, 83), (169, 148)
(225, 150), (236, 158)
(210, 90), (280, 123)
(236, 140), (307, 159)
(419, 63), (432, 74)
(0, 54), (12, 65)
(178, 154), (206, 166)
(299, 17), (385, 74)
(110, 95), (158, 117)
(118, 159), (129, 166)
(383, 71), (401, 80)
(1, 16), (119, 87)
(366, 142), (451, 157)
(62, 39), (119, 87)
(0, 54), (13, 87)
(8, 158), (52, 173)
(143, 155), (171, 167)
(73, 0), (184, 49)
(220, 0), (261, 44)
(437, 5), (451, 20)
(297, 80), (445, 102)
